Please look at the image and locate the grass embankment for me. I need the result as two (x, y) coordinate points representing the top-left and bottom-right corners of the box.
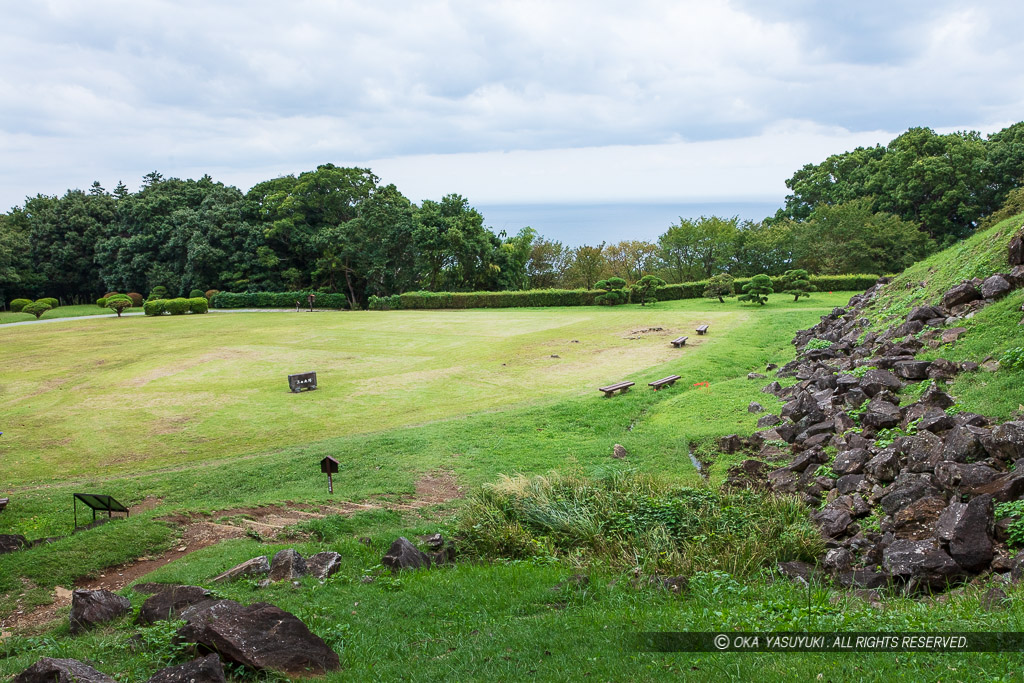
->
(0, 304), (140, 325)
(861, 214), (1024, 419)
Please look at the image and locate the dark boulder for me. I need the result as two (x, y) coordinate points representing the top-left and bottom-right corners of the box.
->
(892, 497), (946, 540)
(756, 414), (781, 428)
(146, 654), (225, 683)
(136, 585), (212, 625)
(907, 306), (944, 323)
(880, 475), (940, 515)
(859, 369), (903, 397)
(934, 462), (999, 492)
(942, 425), (990, 463)
(70, 589), (131, 634)
(176, 600), (340, 677)
(926, 358), (960, 381)
(917, 407), (955, 434)
(864, 449), (901, 483)
(981, 274), (1012, 300)
(781, 392), (818, 422)
(762, 381), (783, 395)
(836, 569), (889, 589)
(862, 399), (902, 430)
(894, 361), (931, 380)
(988, 421), (1024, 461)
(1010, 230), (1024, 266)
(970, 472), (1024, 502)
(747, 401), (764, 413)
(833, 448), (872, 476)
(306, 551), (343, 579)
(898, 432), (944, 473)
(823, 547), (853, 572)
(269, 549), (307, 582)
(776, 561), (818, 585)
(213, 556), (270, 582)
(718, 434), (743, 453)
(381, 537), (431, 571)
(936, 495), (994, 572)
(814, 506), (852, 538)
(835, 474), (866, 495)
(942, 282), (982, 309)
(920, 385), (955, 409)
(13, 659), (116, 683)
(882, 538), (962, 590)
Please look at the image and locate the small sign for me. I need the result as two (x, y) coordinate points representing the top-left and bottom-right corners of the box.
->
(288, 372), (318, 393)
(320, 456), (340, 494)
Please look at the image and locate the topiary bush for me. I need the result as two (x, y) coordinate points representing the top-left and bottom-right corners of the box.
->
(204, 289), (220, 301)
(37, 297), (59, 309)
(189, 289), (205, 299)
(105, 294), (133, 317)
(188, 297), (208, 314)
(594, 277), (630, 306)
(147, 286), (168, 302)
(143, 299), (167, 316)
(103, 291), (119, 299)
(126, 292), (144, 307)
(97, 297), (108, 308)
(22, 302), (52, 319)
(10, 298), (31, 312)
(738, 274), (774, 306)
(165, 298), (190, 315)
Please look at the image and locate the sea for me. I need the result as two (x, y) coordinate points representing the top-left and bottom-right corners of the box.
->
(475, 201), (782, 247)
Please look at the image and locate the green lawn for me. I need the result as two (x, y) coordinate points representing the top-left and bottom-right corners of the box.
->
(4, 292), (1021, 682)
(0, 304), (141, 325)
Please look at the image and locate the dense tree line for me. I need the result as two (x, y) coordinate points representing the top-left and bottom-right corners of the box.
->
(2, 123), (1021, 307)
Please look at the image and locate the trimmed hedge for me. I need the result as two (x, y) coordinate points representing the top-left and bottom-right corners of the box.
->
(166, 298), (190, 315)
(97, 298), (108, 308)
(127, 292), (144, 307)
(143, 299), (167, 316)
(211, 291), (350, 309)
(10, 298), (31, 312)
(37, 297), (59, 309)
(188, 297), (209, 314)
(367, 275), (883, 311)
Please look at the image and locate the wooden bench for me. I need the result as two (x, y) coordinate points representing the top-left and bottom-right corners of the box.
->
(598, 381), (635, 397)
(649, 375), (681, 391)
(695, 325), (709, 335)
(0, 498), (8, 512)
(670, 336), (688, 348)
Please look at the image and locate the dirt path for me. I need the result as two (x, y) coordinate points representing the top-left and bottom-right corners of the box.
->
(1, 472), (463, 635)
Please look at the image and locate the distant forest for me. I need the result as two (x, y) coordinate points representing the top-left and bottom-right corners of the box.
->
(2, 123), (1023, 308)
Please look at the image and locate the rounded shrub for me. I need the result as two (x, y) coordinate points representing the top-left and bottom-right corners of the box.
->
(165, 298), (190, 315)
(126, 292), (144, 307)
(188, 297), (209, 314)
(22, 302), (52, 319)
(97, 297), (108, 308)
(10, 298), (31, 312)
(143, 299), (167, 316)
(189, 289), (205, 299)
(147, 286), (168, 302)
(37, 297), (59, 309)
(205, 289), (220, 300)
(105, 294), (133, 317)
(103, 291), (119, 299)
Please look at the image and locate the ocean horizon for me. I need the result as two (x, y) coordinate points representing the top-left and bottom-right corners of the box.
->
(475, 200), (782, 247)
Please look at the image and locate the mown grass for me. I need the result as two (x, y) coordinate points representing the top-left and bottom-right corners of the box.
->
(0, 304), (141, 325)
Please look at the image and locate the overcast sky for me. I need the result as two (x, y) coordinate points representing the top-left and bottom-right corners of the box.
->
(2, 0), (1022, 211)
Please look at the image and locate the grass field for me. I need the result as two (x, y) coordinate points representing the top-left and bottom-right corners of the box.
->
(0, 304), (141, 325)
(3, 291), (1023, 682)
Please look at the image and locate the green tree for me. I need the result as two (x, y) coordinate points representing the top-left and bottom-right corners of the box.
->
(526, 237), (570, 289)
(604, 240), (661, 283)
(567, 243), (606, 289)
(594, 277), (629, 305)
(105, 293), (133, 317)
(780, 269), (814, 301)
(22, 301), (51, 318)
(703, 273), (735, 303)
(631, 274), (666, 306)
(738, 274), (773, 306)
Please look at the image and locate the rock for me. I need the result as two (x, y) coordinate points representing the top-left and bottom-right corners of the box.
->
(859, 369), (903, 397)
(836, 569), (889, 589)
(762, 381), (783, 395)
(899, 432), (944, 473)
(306, 552), (343, 579)
(718, 434), (743, 453)
(213, 556), (270, 582)
(784, 449), (824, 473)
(814, 507), (852, 538)
(146, 654), (225, 683)
(177, 600), (340, 677)
(894, 361), (931, 380)
(940, 327), (967, 345)
(926, 358), (960, 381)
(776, 561), (818, 585)
(942, 282), (983, 309)
(980, 586), (1009, 611)
(882, 538), (962, 590)
(747, 372), (767, 380)
(865, 450), (901, 483)
(835, 474), (866, 495)
(892, 320), (924, 338)
(880, 475), (939, 515)
(136, 585), (212, 625)
(936, 495), (994, 572)
(918, 407), (955, 434)
(988, 421), (1024, 461)
(70, 589), (131, 634)
(920, 385), (955, 409)
(612, 444), (628, 459)
(970, 473), (1024, 502)
(907, 305), (945, 323)
(833, 448), (871, 476)
(767, 469), (799, 493)
(381, 537), (431, 571)
(942, 425), (989, 463)
(0, 534), (27, 554)
(269, 549), (307, 582)
(13, 658), (116, 683)
(756, 414), (781, 428)
(892, 497), (946, 540)
(781, 392), (818, 422)
(862, 398), (902, 430)
(1013, 554), (1024, 583)
(981, 274), (1012, 300)
(823, 548), (853, 572)
(747, 401), (764, 413)
(1010, 230), (1024, 266)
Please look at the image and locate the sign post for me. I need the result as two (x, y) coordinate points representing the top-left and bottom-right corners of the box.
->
(320, 456), (339, 494)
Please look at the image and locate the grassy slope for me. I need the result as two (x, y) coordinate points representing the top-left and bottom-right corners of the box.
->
(860, 213), (1024, 419)
(3, 287), (1024, 681)
(0, 304), (140, 325)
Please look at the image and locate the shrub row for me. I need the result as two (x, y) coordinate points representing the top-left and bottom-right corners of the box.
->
(211, 291), (350, 309)
(143, 298), (209, 316)
(366, 274), (883, 310)
(10, 297), (58, 313)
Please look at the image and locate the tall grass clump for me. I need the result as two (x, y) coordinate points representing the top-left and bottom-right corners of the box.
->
(455, 469), (822, 576)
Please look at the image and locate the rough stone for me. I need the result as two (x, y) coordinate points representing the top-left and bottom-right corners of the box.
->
(833, 448), (872, 476)
(981, 274), (1012, 300)
(756, 414), (781, 428)
(970, 473), (1024, 502)
(269, 549), (307, 582)
(907, 305), (945, 323)
(747, 401), (764, 414)
(13, 659), (116, 683)
(836, 569), (889, 589)
(892, 497), (946, 541)
(747, 372), (767, 380)
(612, 444), (628, 459)
(917, 407), (956, 434)
(940, 327), (967, 344)
(70, 589), (131, 634)
(146, 654), (225, 683)
(177, 600), (340, 677)
(880, 475), (939, 516)
(718, 434), (743, 454)
(942, 282), (983, 309)
(306, 551), (343, 579)
(859, 369), (903, 397)
(823, 547), (853, 572)
(894, 360), (931, 380)
(0, 534), (27, 554)
(934, 462), (999, 492)
(936, 495), (994, 572)
(814, 507), (852, 538)
(864, 450), (901, 483)
(781, 392), (818, 422)
(1010, 230), (1024, 266)
(862, 398), (902, 430)
(899, 432), (945, 473)
(926, 358), (960, 381)
(136, 585), (212, 625)
(213, 556), (270, 582)
(988, 421), (1024, 461)
(381, 537), (431, 571)
(882, 538), (962, 590)
(776, 561), (818, 585)
(762, 381), (783, 395)
(920, 385), (955, 409)
(942, 425), (990, 463)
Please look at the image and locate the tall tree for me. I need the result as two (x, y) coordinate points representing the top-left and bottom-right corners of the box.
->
(566, 243), (606, 289)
